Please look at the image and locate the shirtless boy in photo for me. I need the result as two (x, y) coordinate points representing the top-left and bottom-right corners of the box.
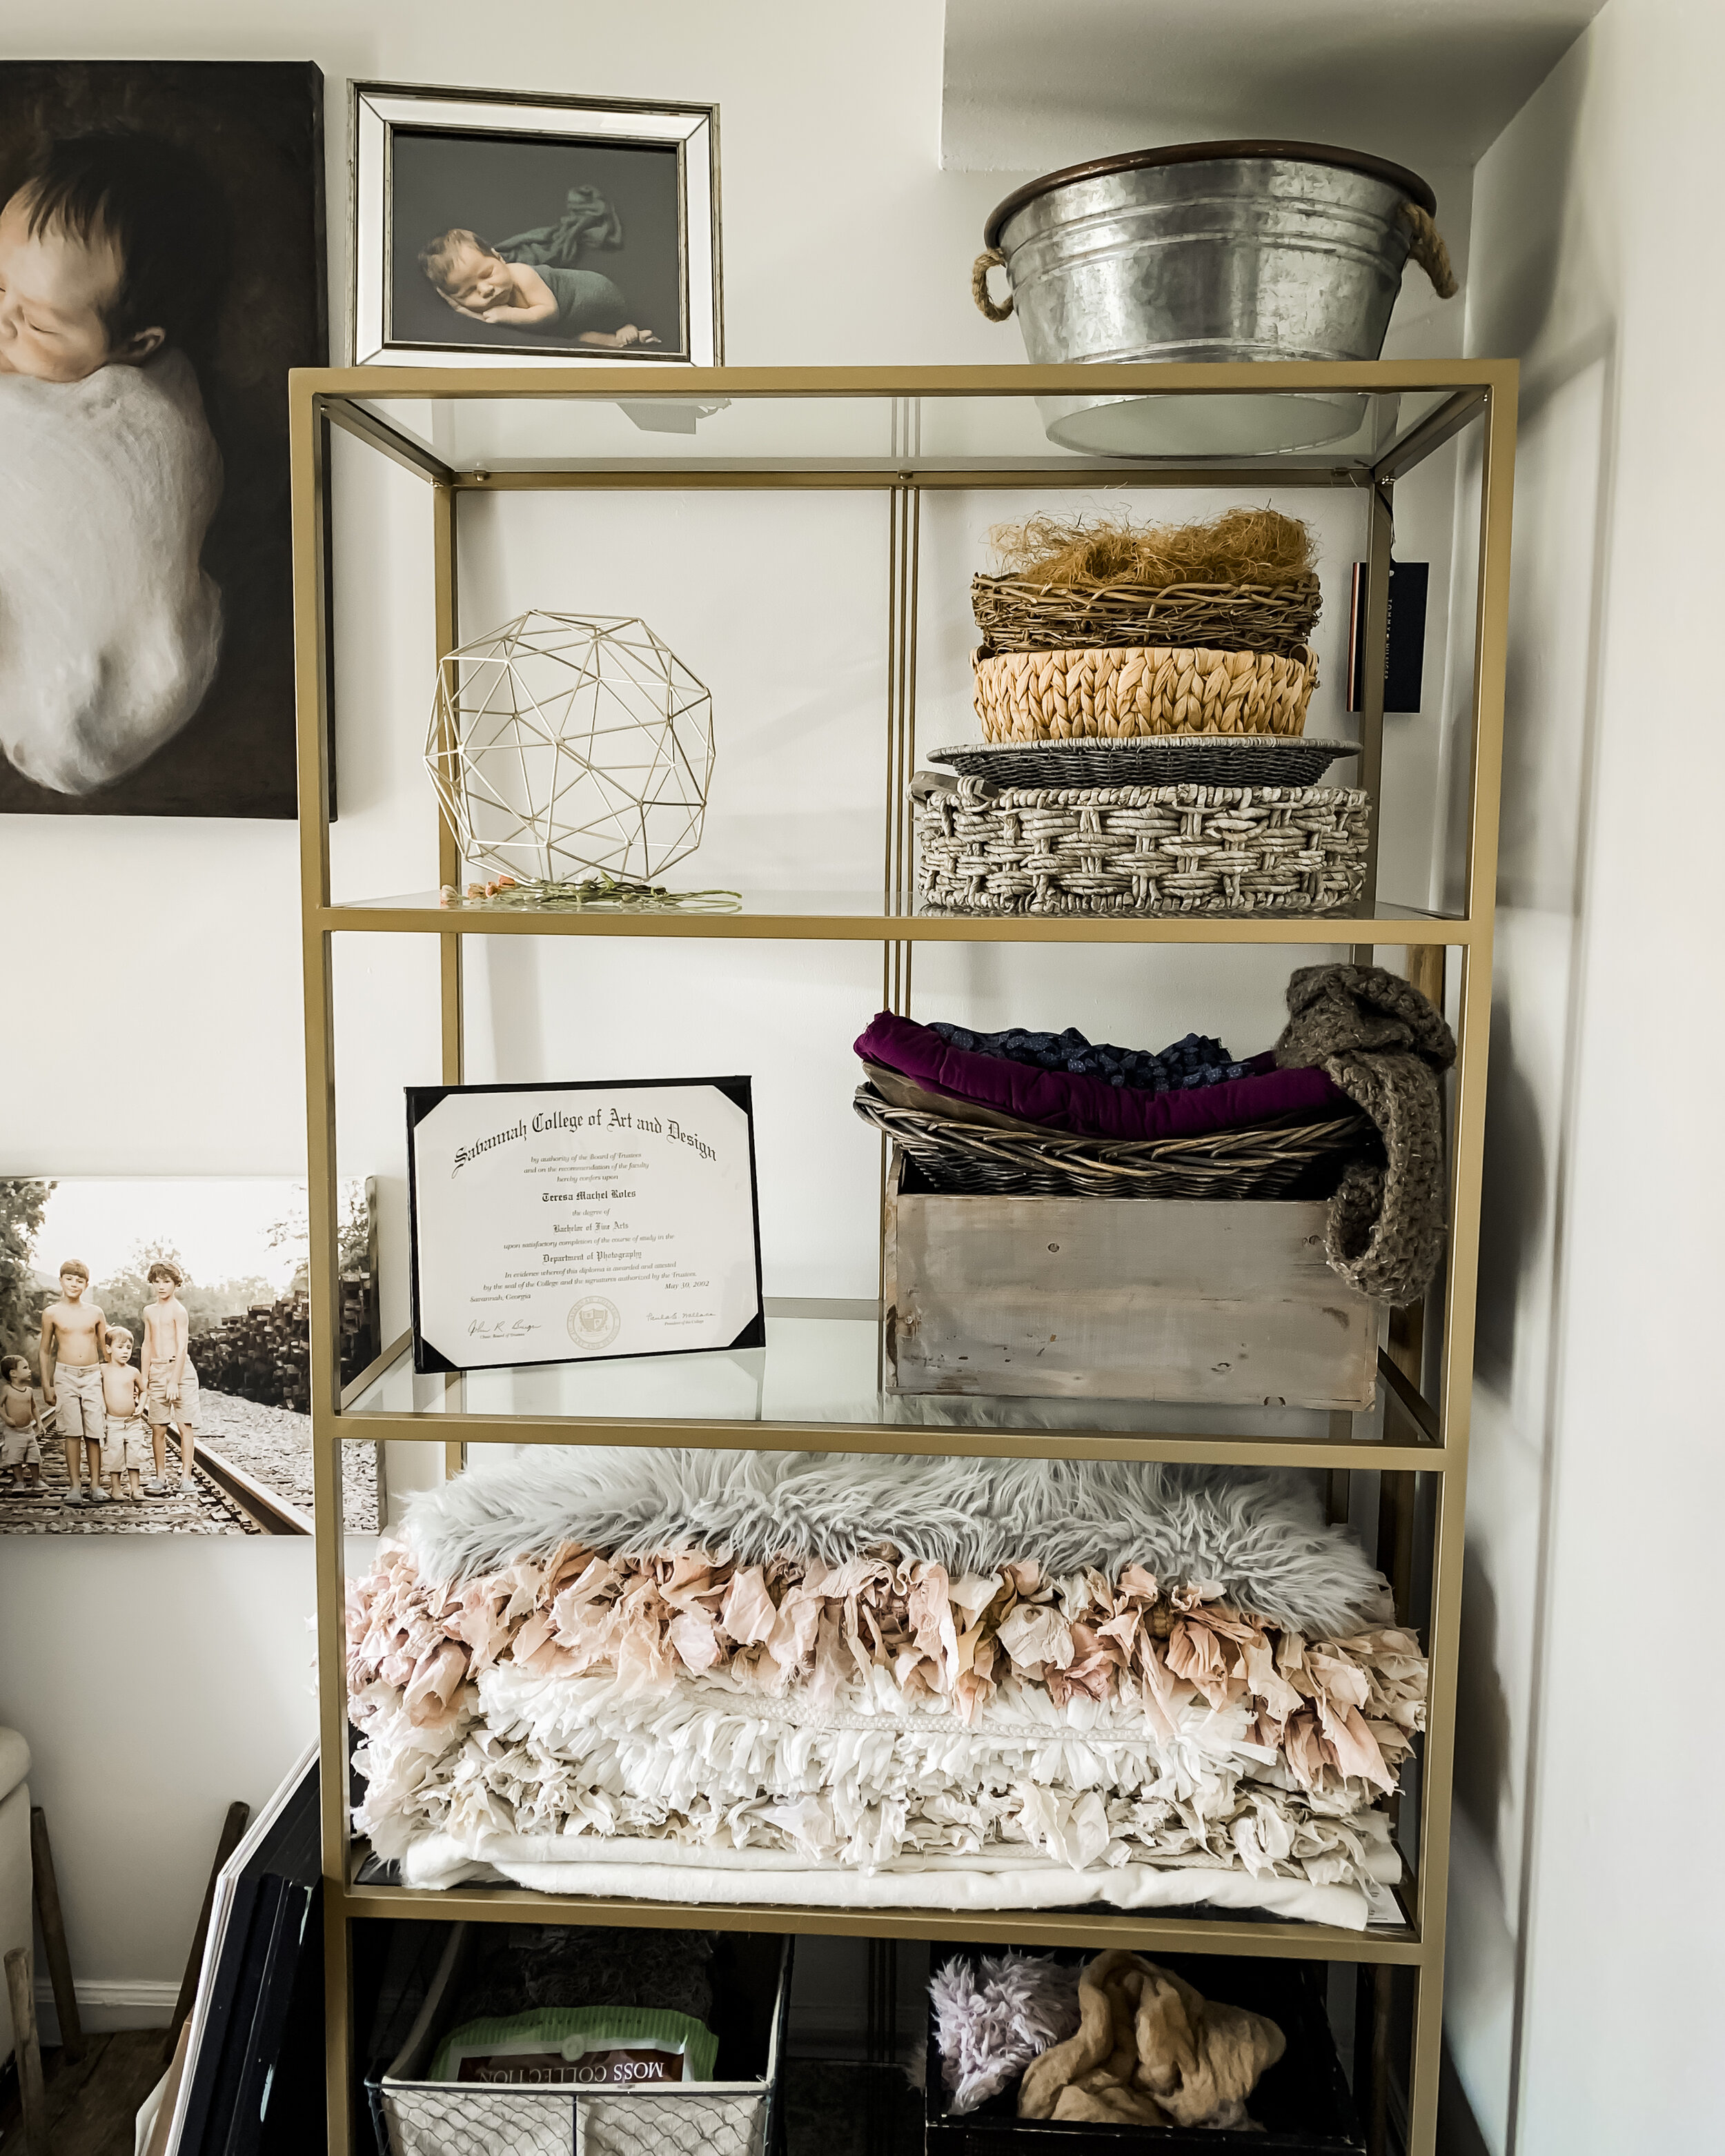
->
(40, 1258), (110, 1506)
(99, 1327), (148, 1502)
(141, 1260), (199, 1489)
(1, 1355), (43, 1490)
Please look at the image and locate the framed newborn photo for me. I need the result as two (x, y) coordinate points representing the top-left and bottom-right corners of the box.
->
(0, 62), (328, 819)
(351, 83), (722, 367)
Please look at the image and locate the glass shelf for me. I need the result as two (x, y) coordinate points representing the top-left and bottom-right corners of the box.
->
(316, 363), (1491, 482)
(320, 891), (1471, 945)
(339, 1303), (1442, 1468)
(340, 1868), (1423, 1961)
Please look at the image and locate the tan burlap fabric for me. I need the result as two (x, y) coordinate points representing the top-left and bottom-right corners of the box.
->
(1016, 1949), (1285, 2130)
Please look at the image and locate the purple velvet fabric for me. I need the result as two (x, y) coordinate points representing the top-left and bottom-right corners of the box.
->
(855, 1011), (1347, 1141)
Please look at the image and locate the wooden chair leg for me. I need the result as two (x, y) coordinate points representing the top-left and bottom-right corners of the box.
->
(3, 1945), (50, 2156)
(164, 1800), (250, 2063)
(29, 1803), (84, 2063)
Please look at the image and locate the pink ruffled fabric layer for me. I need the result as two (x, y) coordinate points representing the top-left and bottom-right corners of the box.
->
(348, 1541), (1426, 1805)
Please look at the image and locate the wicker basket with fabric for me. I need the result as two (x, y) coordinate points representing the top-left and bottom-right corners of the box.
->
(854, 1084), (1375, 1201)
(972, 571), (1322, 656)
(915, 775), (1370, 916)
(973, 644), (1317, 741)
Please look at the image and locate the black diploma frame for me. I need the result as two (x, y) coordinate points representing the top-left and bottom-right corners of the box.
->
(406, 1075), (765, 1374)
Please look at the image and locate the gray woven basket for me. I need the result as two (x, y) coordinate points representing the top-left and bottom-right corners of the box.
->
(914, 775), (1371, 916)
(931, 738), (1361, 789)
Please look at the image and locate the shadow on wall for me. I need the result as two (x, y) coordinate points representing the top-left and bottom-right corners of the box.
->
(1474, 1002), (1546, 1391)
(1452, 1554), (1513, 1856)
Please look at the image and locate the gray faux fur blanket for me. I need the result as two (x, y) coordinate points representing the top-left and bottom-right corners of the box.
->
(1276, 964), (1456, 1307)
(402, 1450), (1390, 1637)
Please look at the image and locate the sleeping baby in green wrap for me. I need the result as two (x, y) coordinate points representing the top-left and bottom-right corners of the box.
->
(418, 226), (658, 347)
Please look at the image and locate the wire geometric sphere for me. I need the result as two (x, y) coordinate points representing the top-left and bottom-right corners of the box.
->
(426, 611), (715, 884)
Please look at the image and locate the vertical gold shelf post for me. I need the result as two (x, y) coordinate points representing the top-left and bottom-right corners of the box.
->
(432, 481), (467, 1483)
(877, 437), (920, 1384)
(290, 383), (353, 2156)
(1402, 373), (1516, 2156)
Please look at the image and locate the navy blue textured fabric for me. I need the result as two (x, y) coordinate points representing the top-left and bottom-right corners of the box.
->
(927, 1022), (1248, 1094)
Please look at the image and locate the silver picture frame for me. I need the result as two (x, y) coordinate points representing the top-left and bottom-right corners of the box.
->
(348, 81), (722, 366)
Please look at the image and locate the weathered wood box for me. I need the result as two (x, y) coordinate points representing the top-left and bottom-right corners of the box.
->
(884, 1154), (1382, 1410)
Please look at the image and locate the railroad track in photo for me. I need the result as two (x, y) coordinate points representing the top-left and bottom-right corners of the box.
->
(3, 1386), (378, 1536)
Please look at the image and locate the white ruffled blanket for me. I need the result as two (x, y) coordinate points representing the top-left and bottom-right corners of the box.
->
(350, 1453), (1422, 1928)
(397, 1838), (1398, 1930)
(357, 1661), (1405, 1927)
(0, 354), (221, 794)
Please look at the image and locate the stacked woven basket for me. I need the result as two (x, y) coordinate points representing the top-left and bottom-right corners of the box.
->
(917, 511), (1370, 916)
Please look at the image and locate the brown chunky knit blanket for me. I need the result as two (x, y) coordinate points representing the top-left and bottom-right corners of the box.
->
(1274, 965), (1455, 1306)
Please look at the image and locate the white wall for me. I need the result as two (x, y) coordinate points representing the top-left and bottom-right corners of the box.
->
(1448, 3), (1725, 2148)
(1, 0), (1466, 2012)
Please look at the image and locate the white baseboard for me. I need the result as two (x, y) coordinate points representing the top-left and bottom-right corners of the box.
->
(34, 1976), (177, 2037)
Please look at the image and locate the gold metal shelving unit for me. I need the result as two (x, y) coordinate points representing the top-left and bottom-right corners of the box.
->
(291, 359), (1514, 2156)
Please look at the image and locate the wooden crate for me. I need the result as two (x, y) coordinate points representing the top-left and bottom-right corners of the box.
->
(884, 1152), (1381, 1409)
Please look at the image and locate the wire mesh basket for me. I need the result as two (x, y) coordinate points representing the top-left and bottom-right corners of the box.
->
(375, 1927), (791, 2156)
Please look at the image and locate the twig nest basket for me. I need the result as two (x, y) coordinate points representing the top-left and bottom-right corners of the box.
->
(972, 572), (1322, 657)
(916, 773), (1369, 916)
(973, 644), (1317, 741)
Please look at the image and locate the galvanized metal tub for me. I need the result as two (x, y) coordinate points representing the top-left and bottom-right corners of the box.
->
(978, 141), (1448, 455)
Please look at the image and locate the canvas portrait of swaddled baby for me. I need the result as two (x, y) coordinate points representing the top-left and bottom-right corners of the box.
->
(352, 83), (721, 368)
(0, 62), (326, 818)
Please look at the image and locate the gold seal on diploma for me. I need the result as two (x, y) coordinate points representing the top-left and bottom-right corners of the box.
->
(567, 1295), (622, 1352)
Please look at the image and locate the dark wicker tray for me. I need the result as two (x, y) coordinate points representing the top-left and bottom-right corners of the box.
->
(930, 738), (1361, 790)
(854, 1084), (1374, 1202)
(972, 571), (1323, 657)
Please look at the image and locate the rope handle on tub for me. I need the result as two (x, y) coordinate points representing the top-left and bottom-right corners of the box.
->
(972, 248), (1014, 322)
(1399, 204), (1459, 299)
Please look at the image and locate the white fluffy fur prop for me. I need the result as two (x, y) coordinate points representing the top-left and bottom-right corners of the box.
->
(0, 355), (221, 794)
(404, 1450), (1388, 1635)
(931, 1952), (1081, 2113)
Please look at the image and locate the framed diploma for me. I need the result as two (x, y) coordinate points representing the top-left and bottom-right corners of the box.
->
(406, 1077), (763, 1373)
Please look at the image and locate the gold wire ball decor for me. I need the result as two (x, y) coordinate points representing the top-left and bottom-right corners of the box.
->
(426, 611), (715, 884)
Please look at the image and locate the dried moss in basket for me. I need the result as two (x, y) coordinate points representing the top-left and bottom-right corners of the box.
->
(988, 507), (1315, 591)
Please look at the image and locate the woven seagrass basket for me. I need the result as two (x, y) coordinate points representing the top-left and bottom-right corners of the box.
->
(972, 571), (1322, 657)
(855, 1085), (1374, 1201)
(915, 774), (1370, 916)
(973, 643), (1317, 741)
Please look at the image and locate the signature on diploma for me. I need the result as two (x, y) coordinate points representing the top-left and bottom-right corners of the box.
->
(467, 1318), (543, 1341)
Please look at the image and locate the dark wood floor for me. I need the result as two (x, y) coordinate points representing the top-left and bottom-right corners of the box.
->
(0, 2032), (168, 2156)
